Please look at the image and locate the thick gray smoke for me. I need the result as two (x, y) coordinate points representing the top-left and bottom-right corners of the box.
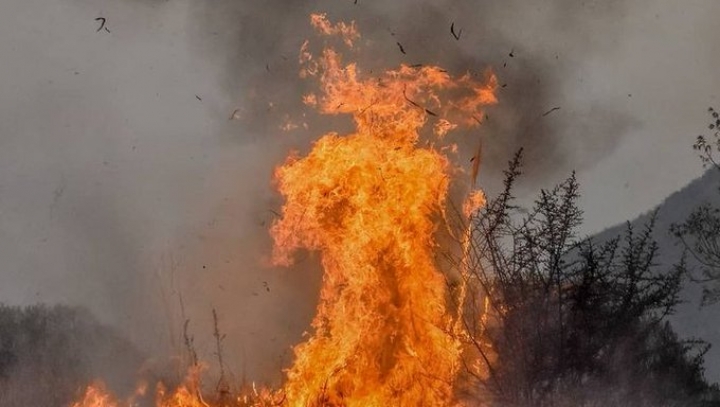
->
(0, 0), (717, 387)
(160, 0), (639, 382)
(185, 0), (637, 185)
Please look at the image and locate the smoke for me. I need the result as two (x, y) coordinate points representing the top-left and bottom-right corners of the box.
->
(184, 0), (639, 186)
(140, 0), (640, 383)
(0, 0), (716, 387)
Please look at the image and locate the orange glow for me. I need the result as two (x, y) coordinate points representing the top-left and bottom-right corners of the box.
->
(71, 382), (121, 407)
(463, 190), (487, 219)
(70, 366), (284, 407)
(309, 13), (360, 48)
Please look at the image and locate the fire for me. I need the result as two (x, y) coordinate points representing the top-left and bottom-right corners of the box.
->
(271, 13), (496, 407)
(69, 13), (496, 407)
(71, 380), (147, 407)
(71, 382), (121, 407)
(71, 366), (283, 407)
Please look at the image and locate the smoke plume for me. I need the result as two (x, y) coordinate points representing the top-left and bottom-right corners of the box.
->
(0, 0), (716, 386)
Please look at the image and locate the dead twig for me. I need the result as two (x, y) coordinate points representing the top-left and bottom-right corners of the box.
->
(94, 17), (110, 33)
(451, 22), (462, 40)
(542, 106), (561, 117)
(212, 309), (231, 399)
(403, 87), (438, 116)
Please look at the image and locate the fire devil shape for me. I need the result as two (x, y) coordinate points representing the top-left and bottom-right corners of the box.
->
(71, 13), (496, 407)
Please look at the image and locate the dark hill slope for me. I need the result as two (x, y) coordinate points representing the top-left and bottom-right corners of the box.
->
(592, 169), (720, 383)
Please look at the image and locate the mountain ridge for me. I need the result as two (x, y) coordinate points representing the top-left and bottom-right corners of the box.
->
(589, 168), (720, 383)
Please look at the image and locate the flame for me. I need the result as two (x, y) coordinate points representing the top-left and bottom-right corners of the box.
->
(69, 13), (496, 407)
(71, 382), (121, 407)
(70, 380), (147, 407)
(463, 190), (486, 219)
(270, 14), (496, 407)
(70, 366), (284, 407)
(309, 14), (359, 48)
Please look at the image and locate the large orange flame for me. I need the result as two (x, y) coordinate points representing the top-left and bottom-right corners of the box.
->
(271, 14), (496, 407)
(69, 13), (496, 407)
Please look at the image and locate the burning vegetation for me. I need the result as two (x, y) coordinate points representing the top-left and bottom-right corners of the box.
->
(69, 13), (496, 407)
(60, 12), (720, 407)
(272, 13), (496, 406)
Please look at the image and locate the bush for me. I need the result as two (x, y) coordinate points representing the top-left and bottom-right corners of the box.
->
(0, 303), (144, 407)
(454, 150), (720, 406)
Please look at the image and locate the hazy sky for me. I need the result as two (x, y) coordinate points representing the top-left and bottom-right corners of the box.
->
(0, 0), (718, 382)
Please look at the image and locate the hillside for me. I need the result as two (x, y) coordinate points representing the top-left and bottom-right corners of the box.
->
(592, 168), (720, 384)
